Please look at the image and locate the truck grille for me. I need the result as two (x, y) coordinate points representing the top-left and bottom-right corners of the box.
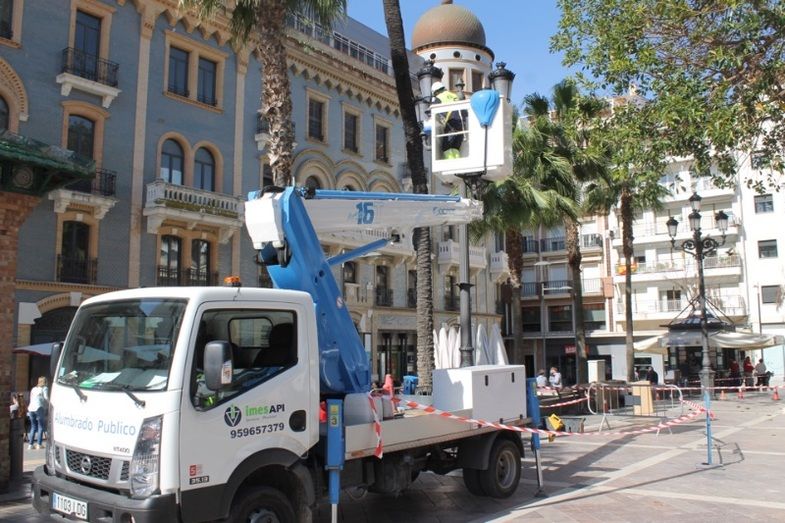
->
(120, 461), (130, 481)
(66, 449), (112, 480)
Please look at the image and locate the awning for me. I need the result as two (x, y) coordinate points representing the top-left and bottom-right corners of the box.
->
(658, 331), (785, 349)
(12, 342), (55, 356)
(633, 336), (668, 355)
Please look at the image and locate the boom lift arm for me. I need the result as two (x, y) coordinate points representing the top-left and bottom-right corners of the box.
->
(244, 186), (482, 395)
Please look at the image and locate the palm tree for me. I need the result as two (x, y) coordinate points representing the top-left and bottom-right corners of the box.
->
(382, 0), (435, 391)
(526, 81), (611, 384)
(182, 0), (346, 187)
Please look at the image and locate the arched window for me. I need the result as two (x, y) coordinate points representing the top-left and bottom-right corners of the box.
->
(190, 239), (212, 285)
(304, 176), (321, 190)
(158, 235), (181, 285)
(0, 96), (8, 131)
(67, 115), (95, 159)
(161, 139), (184, 185)
(194, 147), (215, 191)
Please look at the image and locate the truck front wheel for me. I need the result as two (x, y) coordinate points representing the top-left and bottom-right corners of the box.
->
(228, 486), (296, 523)
(462, 468), (485, 496)
(478, 439), (521, 499)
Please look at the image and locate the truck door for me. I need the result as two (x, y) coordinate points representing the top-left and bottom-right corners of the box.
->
(178, 301), (316, 508)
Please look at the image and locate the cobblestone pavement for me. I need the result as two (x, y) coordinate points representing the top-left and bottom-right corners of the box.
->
(3, 393), (784, 522)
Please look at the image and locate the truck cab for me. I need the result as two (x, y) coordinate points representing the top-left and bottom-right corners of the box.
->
(34, 286), (320, 522)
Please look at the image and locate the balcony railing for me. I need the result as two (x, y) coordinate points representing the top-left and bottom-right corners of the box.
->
(521, 282), (538, 297)
(522, 239), (539, 254)
(186, 268), (218, 286)
(375, 288), (393, 307)
(57, 255), (97, 284)
(582, 278), (602, 294)
(61, 47), (119, 87)
(617, 295), (746, 316)
(157, 266), (181, 286)
(65, 168), (117, 197)
(145, 180), (241, 219)
(444, 295), (459, 311)
(540, 237), (566, 252)
(581, 233), (603, 249)
(543, 280), (571, 294)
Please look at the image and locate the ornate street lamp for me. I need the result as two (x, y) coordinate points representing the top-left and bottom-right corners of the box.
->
(667, 192), (729, 464)
(488, 62), (515, 102)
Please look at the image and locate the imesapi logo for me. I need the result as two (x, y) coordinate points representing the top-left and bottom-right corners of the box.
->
(223, 405), (242, 427)
(245, 403), (285, 419)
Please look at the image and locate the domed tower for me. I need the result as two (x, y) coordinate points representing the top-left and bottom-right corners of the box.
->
(411, 0), (493, 95)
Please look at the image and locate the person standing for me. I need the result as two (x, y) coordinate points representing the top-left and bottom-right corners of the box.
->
(431, 81), (466, 159)
(549, 367), (563, 390)
(645, 366), (659, 385)
(28, 376), (48, 450)
(743, 356), (754, 387)
(536, 369), (547, 388)
(754, 358), (768, 387)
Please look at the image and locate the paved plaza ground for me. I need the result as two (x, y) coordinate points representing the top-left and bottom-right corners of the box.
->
(2, 391), (783, 522)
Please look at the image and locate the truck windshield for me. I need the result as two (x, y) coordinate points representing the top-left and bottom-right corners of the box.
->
(56, 299), (187, 392)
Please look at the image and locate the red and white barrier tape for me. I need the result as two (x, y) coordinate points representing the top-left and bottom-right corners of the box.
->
(394, 398), (706, 438)
(540, 396), (589, 409)
(367, 393), (383, 458)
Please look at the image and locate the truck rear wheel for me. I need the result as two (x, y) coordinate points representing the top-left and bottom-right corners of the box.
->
(462, 468), (485, 496)
(478, 439), (521, 499)
(228, 486), (296, 523)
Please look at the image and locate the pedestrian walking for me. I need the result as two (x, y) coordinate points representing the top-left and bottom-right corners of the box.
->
(27, 376), (48, 450)
(755, 358), (768, 387)
(743, 356), (754, 387)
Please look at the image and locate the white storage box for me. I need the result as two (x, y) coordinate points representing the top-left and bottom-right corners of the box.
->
(432, 365), (526, 422)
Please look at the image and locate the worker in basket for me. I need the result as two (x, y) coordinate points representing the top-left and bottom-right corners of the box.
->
(432, 81), (466, 160)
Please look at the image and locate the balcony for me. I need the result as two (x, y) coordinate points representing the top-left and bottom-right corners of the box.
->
(489, 250), (510, 282)
(185, 268), (219, 286)
(143, 180), (243, 244)
(617, 295), (747, 319)
(614, 255), (742, 284)
(57, 255), (97, 285)
(521, 282), (538, 298)
(540, 236), (565, 253)
(522, 238), (539, 254)
(436, 240), (487, 273)
(344, 282), (370, 306)
(49, 168), (118, 219)
(542, 280), (571, 296)
(582, 278), (603, 295)
(375, 288), (393, 307)
(444, 295), (459, 312)
(56, 48), (121, 108)
(581, 233), (603, 251)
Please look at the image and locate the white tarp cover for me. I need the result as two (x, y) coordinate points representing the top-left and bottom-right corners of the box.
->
(633, 336), (668, 355)
(658, 330), (785, 349)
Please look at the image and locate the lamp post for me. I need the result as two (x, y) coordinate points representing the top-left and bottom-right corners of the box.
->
(414, 60), (514, 368)
(666, 192), (728, 465)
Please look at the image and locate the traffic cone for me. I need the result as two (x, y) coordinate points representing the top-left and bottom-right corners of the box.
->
(737, 386), (745, 400)
(719, 389), (727, 401)
(773, 387), (781, 401)
(382, 374), (394, 397)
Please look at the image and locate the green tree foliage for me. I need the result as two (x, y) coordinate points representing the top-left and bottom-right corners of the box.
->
(181, 0), (347, 187)
(553, 0), (785, 190)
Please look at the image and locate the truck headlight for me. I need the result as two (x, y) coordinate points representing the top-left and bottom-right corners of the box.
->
(45, 406), (55, 471)
(130, 415), (162, 498)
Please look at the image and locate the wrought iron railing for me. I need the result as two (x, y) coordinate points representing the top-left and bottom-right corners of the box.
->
(57, 255), (97, 284)
(65, 168), (117, 197)
(156, 266), (181, 286)
(61, 47), (119, 87)
(540, 237), (566, 252)
(186, 268), (218, 286)
(375, 288), (393, 307)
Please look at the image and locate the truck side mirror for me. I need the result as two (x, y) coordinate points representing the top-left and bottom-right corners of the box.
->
(50, 342), (64, 380)
(204, 341), (233, 391)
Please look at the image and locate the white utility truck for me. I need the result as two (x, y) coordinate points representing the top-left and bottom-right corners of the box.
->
(31, 189), (531, 521)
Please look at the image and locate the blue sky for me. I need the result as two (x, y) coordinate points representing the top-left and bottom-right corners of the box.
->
(346, 0), (576, 107)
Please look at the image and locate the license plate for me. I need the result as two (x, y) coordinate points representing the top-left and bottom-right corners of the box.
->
(52, 491), (88, 520)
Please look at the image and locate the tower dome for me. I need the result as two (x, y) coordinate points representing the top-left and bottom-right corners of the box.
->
(411, 0), (489, 54)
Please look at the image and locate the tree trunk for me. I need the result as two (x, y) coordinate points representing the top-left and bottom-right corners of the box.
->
(382, 0), (434, 391)
(256, 0), (295, 187)
(566, 218), (587, 384)
(620, 186), (636, 382)
(505, 228), (524, 365)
